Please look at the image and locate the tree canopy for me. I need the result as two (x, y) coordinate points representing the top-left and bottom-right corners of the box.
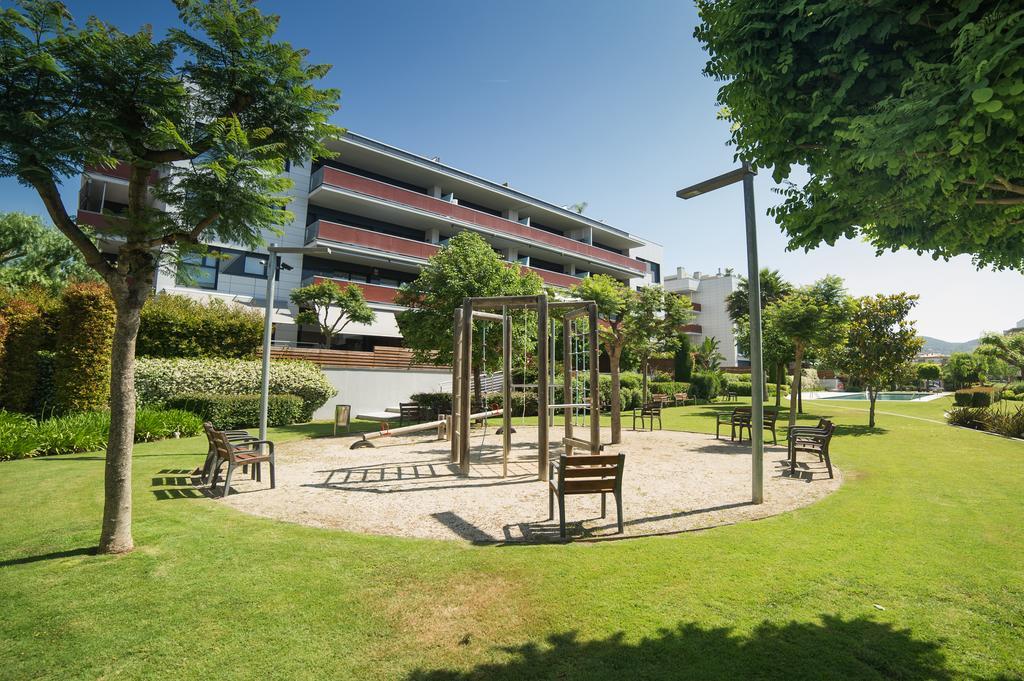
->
(0, 212), (96, 290)
(291, 280), (376, 349)
(977, 331), (1024, 380)
(695, 1), (1024, 270)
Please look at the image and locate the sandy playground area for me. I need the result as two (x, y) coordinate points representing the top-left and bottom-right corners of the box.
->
(219, 425), (841, 542)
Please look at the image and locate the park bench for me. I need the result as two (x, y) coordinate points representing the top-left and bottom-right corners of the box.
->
(787, 419), (836, 479)
(548, 453), (626, 538)
(716, 407), (779, 444)
(399, 402), (430, 427)
(208, 428), (277, 497)
(672, 392), (689, 407)
(632, 401), (663, 431)
(200, 422), (261, 486)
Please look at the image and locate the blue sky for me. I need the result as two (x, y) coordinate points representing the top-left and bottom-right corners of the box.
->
(2, 0), (1021, 341)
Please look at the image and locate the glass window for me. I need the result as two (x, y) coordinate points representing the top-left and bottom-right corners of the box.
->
(176, 252), (218, 289)
(243, 255), (267, 277)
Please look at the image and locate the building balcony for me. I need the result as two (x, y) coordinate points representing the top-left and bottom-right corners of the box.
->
(305, 220), (582, 289)
(681, 324), (703, 334)
(691, 302), (702, 312)
(309, 275), (401, 305)
(85, 162), (159, 184)
(310, 166), (647, 276)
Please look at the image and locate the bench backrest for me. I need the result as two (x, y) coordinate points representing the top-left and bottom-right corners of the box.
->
(400, 402), (421, 418)
(733, 407), (779, 425)
(555, 453), (625, 496)
(643, 402), (663, 415)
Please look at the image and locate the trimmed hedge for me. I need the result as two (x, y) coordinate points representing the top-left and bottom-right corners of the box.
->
(1, 299), (45, 411)
(165, 393), (303, 429)
(135, 358), (335, 421)
(411, 391), (452, 415)
(649, 381), (690, 396)
(0, 407), (203, 461)
(53, 283), (115, 413)
(954, 386), (1001, 407)
(138, 294), (263, 359)
(690, 371), (724, 400)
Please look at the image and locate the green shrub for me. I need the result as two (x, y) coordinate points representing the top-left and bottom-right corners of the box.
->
(53, 282), (115, 413)
(690, 371), (723, 400)
(982, 404), (1024, 439)
(134, 407), (203, 442)
(954, 386), (1000, 407)
(1007, 381), (1024, 395)
(619, 372), (642, 391)
(946, 406), (989, 430)
(649, 381), (690, 396)
(165, 393), (303, 429)
(138, 294), (263, 359)
(723, 373), (752, 384)
(0, 410), (40, 460)
(135, 358), (335, 420)
(1, 298), (45, 411)
(673, 335), (693, 382)
(1001, 389), (1018, 401)
(410, 392), (453, 416)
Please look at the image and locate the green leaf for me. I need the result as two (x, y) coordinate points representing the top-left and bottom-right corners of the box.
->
(971, 87), (994, 103)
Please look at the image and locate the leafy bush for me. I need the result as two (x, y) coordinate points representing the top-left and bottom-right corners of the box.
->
(137, 294), (263, 359)
(727, 381), (754, 396)
(1002, 390), (1018, 401)
(954, 386), (1000, 407)
(690, 371), (723, 401)
(411, 392), (453, 416)
(165, 393), (303, 430)
(1007, 381), (1024, 395)
(53, 283), (115, 413)
(1, 298), (45, 411)
(0, 407), (203, 460)
(619, 372), (642, 391)
(135, 358), (335, 420)
(946, 406), (989, 430)
(649, 381), (690, 396)
(723, 373), (752, 384)
(982, 404), (1024, 439)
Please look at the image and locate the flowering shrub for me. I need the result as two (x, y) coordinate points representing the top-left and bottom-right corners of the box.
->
(165, 393), (303, 429)
(135, 358), (335, 420)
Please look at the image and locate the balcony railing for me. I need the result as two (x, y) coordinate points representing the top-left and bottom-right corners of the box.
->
(681, 324), (703, 334)
(310, 166), (647, 275)
(309, 276), (400, 305)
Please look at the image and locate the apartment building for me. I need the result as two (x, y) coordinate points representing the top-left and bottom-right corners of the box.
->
(662, 267), (744, 368)
(77, 132), (663, 350)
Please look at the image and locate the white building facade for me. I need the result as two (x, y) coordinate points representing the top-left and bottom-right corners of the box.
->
(662, 267), (744, 368)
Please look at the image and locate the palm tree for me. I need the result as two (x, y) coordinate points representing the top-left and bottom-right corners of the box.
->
(725, 268), (794, 323)
(694, 336), (726, 372)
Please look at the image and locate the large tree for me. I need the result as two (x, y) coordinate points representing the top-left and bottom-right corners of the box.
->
(828, 293), (925, 428)
(0, 0), (340, 553)
(977, 331), (1024, 381)
(622, 285), (693, 405)
(394, 231), (543, 404)
(725, 268), (794, 323)
(0, 212), (96, 290)
(766, 276), (852, 426)
(696, 1), (1024, 270)
(727, 268), (794, 400)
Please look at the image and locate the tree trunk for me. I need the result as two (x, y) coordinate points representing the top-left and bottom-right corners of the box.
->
(869, 387), (877, 428)
(798, 369), (803, 414)
(788, 345), (804, 427)
(98, 289), (146, 554)
(775, 362), (783, 408)
(609, 346), (622, 444)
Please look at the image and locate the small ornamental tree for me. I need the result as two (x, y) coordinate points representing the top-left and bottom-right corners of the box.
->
(395, 231), (543, 403)
(696, 1), (1024, 270)
(828, 293), (925, 428)
(290, 280), (375, 349)
(673, 333), (693, 382)
(767, 276), (852, 427)
(728, 269), (794, 401)
(943, 352), (982, 389)
(917, 362), (942, 388)
(693, 336), (725, 372)
(0, 0), (340, 553)
(622, 286), (694, 405)
(53, 282), (116, 413)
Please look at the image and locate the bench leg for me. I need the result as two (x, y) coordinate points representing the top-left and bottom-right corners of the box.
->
(222, 463), (234, 498)
(823, 450), (834, 479)
(601, 492), (607, 519)
(548, 486), (554, 521)
(559, 496), (566, 539)
(615, 493), (624, 533)
(269, 457), (276, 489)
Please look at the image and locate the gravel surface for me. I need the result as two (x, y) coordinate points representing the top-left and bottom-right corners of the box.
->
(219, 426), (841, 542)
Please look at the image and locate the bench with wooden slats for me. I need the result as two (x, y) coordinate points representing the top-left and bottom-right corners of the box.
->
(548, 453), (625, 538)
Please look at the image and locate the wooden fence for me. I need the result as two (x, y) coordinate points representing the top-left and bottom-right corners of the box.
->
(270, 346), (446, 370)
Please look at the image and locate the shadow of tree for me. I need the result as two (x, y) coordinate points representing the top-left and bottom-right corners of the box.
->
(834, 424), (889, 438)
(406, 616), (966, 680)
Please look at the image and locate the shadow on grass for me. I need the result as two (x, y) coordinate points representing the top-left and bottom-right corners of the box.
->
(0, 547), (95, 567)
(406, 616), (964, 680)
(834, 424), (889, 437)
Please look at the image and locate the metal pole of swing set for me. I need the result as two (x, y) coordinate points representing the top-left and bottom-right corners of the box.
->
(677, 162), (764, 504)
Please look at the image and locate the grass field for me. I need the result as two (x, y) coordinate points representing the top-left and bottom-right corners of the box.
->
(1, 396), (1022, 679)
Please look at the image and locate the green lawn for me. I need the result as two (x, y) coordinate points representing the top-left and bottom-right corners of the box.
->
(1, 396), (1022, 680)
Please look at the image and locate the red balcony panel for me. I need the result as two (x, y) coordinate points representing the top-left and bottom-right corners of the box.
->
(525, 267), (580, 289)
(314, 221), (439, 260)
(681, 324), (703, 333)
(76, 209), (125, 230)
(691, 302), (702, 312)
(85, 162), (158, 183)
(316, 167), (646, 275)
(312, 276), (398, 305)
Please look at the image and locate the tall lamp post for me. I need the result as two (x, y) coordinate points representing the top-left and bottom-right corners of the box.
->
(676, 163), (764, 504)
(258, 245), (333, 443)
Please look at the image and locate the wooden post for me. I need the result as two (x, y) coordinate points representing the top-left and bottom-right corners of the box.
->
(537, 295), (549, 481)
(588, 302), (601, 454)
(562, 313), (573, 456)
(451, 308), (463, 464)
(502, 308), (512, 478)
(460, 298), (474, 476)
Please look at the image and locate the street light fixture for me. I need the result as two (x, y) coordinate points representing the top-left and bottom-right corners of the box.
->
(258, 245), (334, 443)
(676, 162), (765, 504)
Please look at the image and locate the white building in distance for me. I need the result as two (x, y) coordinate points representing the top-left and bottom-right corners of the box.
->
(663, 267), (743, 368)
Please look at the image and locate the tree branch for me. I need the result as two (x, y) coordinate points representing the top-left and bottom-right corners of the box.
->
(31, 177), (115, 280)
(974, 197), (1024, 206)
(134, 212), (220, 249)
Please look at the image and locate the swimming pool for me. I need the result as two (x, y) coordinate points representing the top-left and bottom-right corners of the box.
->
(818, 392), (931, 401)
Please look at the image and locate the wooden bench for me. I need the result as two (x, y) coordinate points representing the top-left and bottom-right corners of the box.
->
(548, 453), (626, 538)
(632, 402), (663, 431)
(399, 402), (428, 427)
(672, 392), (689, 407)
(717, 407), (779, 444)
(787, 419), (835, 479)
(208, 428), (277, 497)
(200, 422), (260, 486)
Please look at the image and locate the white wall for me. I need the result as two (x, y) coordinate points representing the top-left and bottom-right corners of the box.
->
(314, 367), (451, 419)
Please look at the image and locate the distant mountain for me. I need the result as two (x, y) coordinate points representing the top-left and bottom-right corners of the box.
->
(919, 336), (980, 355)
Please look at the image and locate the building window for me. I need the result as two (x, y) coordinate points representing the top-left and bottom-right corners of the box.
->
(637, 257), (661, 284)
(176, 252), (219, 289)
(243, 255), (268, 277)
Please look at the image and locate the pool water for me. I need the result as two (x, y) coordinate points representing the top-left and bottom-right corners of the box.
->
(819, 392), (930, 401)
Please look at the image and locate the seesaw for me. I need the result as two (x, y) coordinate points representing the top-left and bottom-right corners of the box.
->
(350, 408), (504, 449)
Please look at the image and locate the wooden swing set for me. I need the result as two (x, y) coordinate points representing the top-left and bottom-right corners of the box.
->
(450, 294), (602, 481)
